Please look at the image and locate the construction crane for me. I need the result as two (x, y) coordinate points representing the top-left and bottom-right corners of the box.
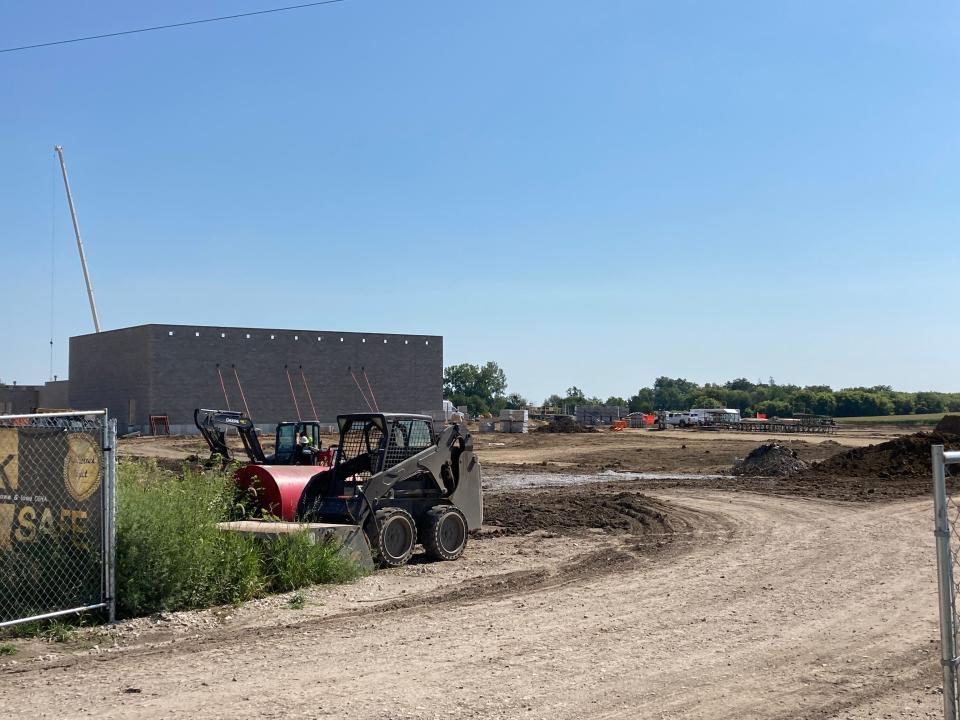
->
(53, 145), (101, 333)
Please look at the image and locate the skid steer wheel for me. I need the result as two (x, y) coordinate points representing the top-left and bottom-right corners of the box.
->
(367, 508), (417, 568)
(423, 506), (468, 561)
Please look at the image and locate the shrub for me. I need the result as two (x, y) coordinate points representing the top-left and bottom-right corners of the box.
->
(115, 460), (360, 619)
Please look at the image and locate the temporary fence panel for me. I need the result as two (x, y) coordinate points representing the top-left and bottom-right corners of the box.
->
(0, 411), (116, 628)
(932, 444), (960, 720)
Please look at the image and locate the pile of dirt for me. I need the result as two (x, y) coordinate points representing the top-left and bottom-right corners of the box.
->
(936, 415), (960, 435)
(802, 431), (960, 481)
(535, 416), (598, 434)
(484, 488), (671, 536)
(733, 444), (809, 477)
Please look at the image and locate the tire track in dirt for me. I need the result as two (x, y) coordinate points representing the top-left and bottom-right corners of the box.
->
(0, 491), (941, 720)
(0, 494), (728, 675)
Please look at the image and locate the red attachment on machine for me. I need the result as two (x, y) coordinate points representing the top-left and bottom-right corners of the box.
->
(234, 465), (318, 521)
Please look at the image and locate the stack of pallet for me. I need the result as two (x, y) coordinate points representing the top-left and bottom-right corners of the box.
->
(498, 408), (529, 433)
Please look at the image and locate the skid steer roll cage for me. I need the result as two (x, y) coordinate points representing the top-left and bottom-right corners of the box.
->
(297, 413), (483, 531)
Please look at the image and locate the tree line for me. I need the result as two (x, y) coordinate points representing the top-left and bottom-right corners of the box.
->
(444, 362), (960, 418)
(624, 377), (960, 418)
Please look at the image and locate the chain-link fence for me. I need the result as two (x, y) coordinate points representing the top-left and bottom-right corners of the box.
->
(0, 411), (116, 627)
(932, 444), (960, 719)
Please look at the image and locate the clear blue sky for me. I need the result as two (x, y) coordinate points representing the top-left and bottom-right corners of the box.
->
(2, 0), (958, 402)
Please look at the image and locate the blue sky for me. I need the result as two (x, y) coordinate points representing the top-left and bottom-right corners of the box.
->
(2, 0), (959, 402)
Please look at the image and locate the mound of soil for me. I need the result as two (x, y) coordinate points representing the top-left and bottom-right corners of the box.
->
(802, 431), (960, 481)
(484, 488), (670, 536)
(535, 416), (598, 434)
(936, 415), (960, 435)
(733, 444), (809, 477)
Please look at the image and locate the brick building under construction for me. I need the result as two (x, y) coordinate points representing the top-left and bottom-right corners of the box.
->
(56, 324), (443, 433)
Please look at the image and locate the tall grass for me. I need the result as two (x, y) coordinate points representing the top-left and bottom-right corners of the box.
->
(115, 460), (360, 619)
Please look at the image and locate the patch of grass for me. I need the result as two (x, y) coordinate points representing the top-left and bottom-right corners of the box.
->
(0, 644), (17, 656)
(834, 413), (946, 426)
(7, 619), (76, 643)
(115, 460), (361, 620)
(263, 531), (360, 593)
(286, 591), (306, 610)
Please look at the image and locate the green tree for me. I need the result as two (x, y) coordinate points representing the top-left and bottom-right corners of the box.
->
(653, 377), (700, 410)
(915, 392), (947, 414)
(690, 395), (722, 409)
(443, 362), (508, 414)
(628, 388), (656, 413)
(504, 393), (528, 409)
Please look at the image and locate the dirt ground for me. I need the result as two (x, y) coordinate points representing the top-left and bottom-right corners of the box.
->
(120, 424), (905, 474)
(0, 424), (948, 719)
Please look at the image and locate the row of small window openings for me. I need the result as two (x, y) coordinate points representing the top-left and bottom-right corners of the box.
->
(167, 330), (428, 345)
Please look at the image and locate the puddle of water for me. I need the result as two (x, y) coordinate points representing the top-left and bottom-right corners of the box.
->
(483, 469), (726, 491)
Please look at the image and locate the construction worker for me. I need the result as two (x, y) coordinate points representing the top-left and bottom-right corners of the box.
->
(295, 431), (316, 465)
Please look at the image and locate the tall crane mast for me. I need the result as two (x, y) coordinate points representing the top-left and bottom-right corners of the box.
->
(53, 145), (101, 333)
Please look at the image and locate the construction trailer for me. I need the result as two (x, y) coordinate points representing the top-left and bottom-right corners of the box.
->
(689, 408), (742, 426)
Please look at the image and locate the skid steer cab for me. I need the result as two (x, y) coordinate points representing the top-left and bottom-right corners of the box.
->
(194, 408), (334, 467)
(296, 413), (483, 568)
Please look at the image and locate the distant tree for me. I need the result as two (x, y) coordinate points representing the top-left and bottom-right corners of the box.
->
(605, 396), (628, 408)
(690, 396), (722, 409)
(443, 361), (508, 414)
(720, 389), (752, 411)
(543, 393), (564, 408)
(891, 392), (915, 415)
(628, 388), (656, 413)
(653, 377), (700, 410)
(755, 399), (792, 418)
(809, 392), (837, 416)
(504, 392), (528, 409)
(915, 392), (947, 414)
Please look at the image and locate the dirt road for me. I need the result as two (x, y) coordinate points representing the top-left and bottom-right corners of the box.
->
(0, 488), (943, 719)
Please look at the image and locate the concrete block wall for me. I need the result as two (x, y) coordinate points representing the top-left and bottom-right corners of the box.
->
(69, 324), (443, 433)
(0, 384), (41, 415)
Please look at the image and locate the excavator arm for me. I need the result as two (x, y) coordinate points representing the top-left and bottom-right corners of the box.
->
(194, 408), (268, 465)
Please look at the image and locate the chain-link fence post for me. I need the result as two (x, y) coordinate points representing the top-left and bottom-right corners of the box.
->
(933, 445), (958, 720)
(101, 413), (117, 623)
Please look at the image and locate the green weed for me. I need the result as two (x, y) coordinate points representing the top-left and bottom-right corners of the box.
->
(114, 460), (359, 619)
(286, 591), (306, 610)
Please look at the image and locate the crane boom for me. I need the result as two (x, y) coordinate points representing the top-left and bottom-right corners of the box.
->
(53, 145), (101, 333)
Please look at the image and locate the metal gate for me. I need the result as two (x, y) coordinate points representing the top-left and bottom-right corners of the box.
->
(0, 411), (116, 627)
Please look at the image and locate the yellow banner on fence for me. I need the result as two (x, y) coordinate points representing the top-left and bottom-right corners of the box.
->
(0, 428), (18, 492)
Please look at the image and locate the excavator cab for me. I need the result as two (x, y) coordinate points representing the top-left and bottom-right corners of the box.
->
(274, 421), (323, 465)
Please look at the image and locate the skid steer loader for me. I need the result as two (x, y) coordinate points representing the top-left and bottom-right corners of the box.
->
(295, 413), (483, 567)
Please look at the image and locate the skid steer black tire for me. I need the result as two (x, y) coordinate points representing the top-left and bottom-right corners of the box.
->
(367, 508), (417, 568)
(422, 506), (468, 562)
